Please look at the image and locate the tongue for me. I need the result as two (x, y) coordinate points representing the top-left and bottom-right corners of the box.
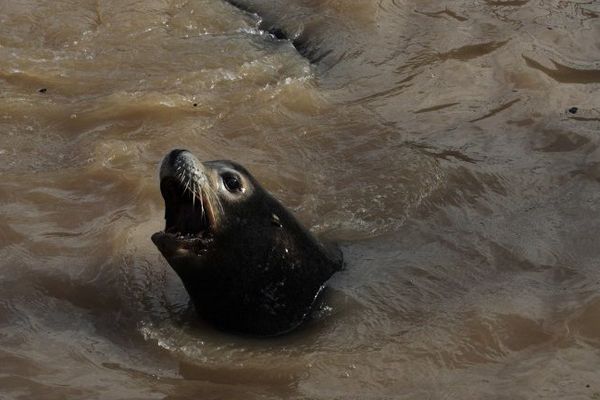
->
(173, 201), (205, 235)
(163, 178), (208, 236)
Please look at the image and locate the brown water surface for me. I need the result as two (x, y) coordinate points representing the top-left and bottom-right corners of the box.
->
(1, 0), (600, 398)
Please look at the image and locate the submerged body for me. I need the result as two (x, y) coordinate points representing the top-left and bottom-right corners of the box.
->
(151, 149), (342, 335)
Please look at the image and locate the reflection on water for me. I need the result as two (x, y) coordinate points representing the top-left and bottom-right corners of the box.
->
(1, 0), (600, 398)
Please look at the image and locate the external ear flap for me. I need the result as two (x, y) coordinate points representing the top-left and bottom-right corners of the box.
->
(271, 213), (282, 228)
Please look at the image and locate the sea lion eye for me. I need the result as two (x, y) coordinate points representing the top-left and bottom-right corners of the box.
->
(223, 173), (243, 193)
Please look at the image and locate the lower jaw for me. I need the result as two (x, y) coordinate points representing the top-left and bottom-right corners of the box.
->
(151, 231), (214, 257)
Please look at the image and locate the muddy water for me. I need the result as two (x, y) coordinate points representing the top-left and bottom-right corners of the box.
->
(1, 0), (600, 398)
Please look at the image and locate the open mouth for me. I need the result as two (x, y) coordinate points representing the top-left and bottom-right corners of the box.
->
(160, 176), (214, 241)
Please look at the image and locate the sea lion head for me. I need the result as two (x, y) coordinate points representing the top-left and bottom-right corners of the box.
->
(151, 149), (341, 335)
(151, 148), (266, 261)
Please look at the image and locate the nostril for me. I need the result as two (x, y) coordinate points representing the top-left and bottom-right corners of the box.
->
(168, 149), (187, 165)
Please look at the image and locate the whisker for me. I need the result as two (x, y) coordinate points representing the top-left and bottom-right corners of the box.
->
(199, 186), (205, 220)
(204, 184), (224, 215)
(175, 168), (219, 226)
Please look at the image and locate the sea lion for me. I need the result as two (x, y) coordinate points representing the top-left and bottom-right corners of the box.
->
(151, 149), (343, 335)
